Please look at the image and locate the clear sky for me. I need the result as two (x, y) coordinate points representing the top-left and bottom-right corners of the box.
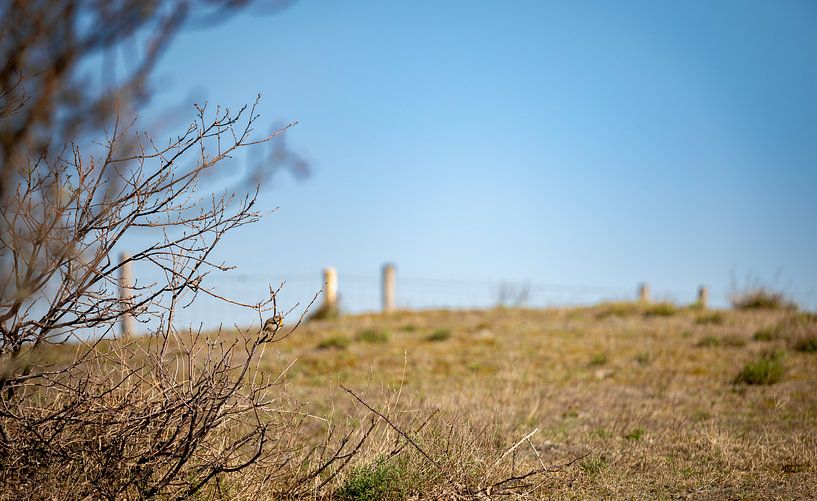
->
(142, 0), (817, 311)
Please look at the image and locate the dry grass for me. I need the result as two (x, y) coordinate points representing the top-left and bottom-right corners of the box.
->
(32, 305), (817, 498)
(261, 305), (817, 499)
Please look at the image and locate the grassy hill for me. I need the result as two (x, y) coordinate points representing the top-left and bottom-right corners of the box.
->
(19, 303), (817, 499)
(256, 303), (817, 499)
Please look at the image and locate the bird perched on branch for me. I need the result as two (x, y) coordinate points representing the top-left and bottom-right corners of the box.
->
(262, 314), (283, 336)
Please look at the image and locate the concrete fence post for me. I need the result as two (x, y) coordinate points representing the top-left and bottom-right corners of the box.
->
(382, 263), (396, 313)
(638, 282), (650, 304)
(119, 252), (136, 338)
(697, 286), (709, 309)
(323, 267), (338, 312)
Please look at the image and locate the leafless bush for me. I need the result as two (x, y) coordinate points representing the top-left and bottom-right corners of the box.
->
(0, 94), (312, 497)
(0, 1), (327, 497)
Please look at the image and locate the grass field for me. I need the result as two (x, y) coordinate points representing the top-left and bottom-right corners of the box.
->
(250, 303), (817, 499)
(28, 303), (817, 499)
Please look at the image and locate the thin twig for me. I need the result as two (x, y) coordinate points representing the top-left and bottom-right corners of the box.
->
(493, 427), (539, 467)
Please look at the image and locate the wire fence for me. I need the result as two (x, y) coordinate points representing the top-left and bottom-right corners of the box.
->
(131, 266), (752, 332)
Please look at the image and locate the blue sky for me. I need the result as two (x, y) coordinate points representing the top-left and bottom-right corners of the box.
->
(142, 0), (817, 311)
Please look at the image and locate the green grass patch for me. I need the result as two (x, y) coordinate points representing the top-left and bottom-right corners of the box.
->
(623, 428), (645, 441)
(316, 335), (351, 350)
(734, 350), (785, 385)
(696, 334), (746, 348)
(695, 312), (725, 325)
(644, 302), (678, 317)
(753, 326), (783, 342)
(589, 353), (608, 366)
(580, 456), (608, 475)
(425, 329), (451, 342)
(336, 456), (405, 501)
(356, 329), (390, 344)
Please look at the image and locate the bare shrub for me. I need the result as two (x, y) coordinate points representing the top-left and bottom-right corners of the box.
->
(0, 97), (315, 498)
(0, 1), (322, 497)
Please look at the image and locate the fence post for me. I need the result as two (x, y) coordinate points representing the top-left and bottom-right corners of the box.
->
(697, 286), (709, 309)
(637, 282), (650, 304)
(119, 251), (136, 338)
(323, 267), (338, 312)
(382, 263), (396, 313)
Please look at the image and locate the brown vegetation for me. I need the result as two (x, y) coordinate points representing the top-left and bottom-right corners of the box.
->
(22, 305), (817, 498)
(279, 306), (816, 498)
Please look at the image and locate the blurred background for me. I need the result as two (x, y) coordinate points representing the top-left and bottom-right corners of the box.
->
(129, 0), (817, 328)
